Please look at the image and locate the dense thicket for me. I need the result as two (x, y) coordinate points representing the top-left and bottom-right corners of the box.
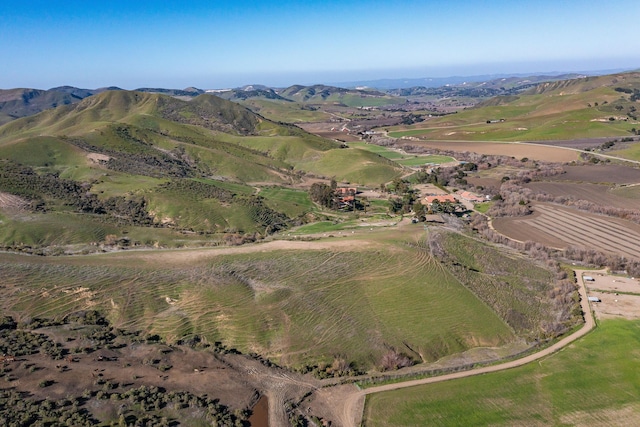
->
(309, 181), (337, 209)
(0, 160), (154, 225)
(65, 131), (196, 178)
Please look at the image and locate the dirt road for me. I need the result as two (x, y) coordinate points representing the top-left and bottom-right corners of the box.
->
(340, 269), (596, 427)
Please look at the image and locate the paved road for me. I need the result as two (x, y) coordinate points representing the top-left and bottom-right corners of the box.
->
(342, 269), (597, 427)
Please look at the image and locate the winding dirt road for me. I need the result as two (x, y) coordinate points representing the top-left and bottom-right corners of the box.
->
(340, 269), (596, 427)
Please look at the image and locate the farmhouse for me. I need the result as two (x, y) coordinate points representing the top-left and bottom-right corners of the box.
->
(457, 191), (485, 203)
(336, 187), (357, 209)
(424, 194), (458, 205)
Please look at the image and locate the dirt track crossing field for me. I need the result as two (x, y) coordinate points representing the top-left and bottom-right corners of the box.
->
(492, 203), (640, 260)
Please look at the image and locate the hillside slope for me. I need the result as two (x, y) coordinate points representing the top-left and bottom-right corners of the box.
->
(0, 87), (95, 125)
(387, 71), (640, 142)
(0, 90), (401, 249)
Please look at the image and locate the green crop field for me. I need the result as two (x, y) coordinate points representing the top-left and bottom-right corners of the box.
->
(396, 155), (455, 167)
(349, 142), (455, 167)
(610, 143), (640, 162)
(364, 318), (640, 426)
(0, 228), (552, 371)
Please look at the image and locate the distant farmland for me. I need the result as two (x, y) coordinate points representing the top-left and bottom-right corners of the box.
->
(525, 182), (640, 210)
(493, 203), (640, 260)
(548, 164), (640, 184)
(394, 140), (579, 162)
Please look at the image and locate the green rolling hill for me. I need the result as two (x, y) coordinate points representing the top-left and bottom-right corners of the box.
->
(0, 90), (402, 249)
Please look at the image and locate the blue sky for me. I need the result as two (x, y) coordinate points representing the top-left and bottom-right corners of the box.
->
(1, 0), (639, 89)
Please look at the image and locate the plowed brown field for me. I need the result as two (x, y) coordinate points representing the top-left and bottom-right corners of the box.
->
(492, 203), (640, 260)
(525, 182), (640, 210)
(0, 192), (28, 212)
(551, 164), (640, 184)
(396, 141), (579, 162)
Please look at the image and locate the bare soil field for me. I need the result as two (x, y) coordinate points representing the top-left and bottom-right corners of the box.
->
(525, 137), (640, 150)
(128, 238), (382, 265)
(492, 203), (640, 260)
(0, 191), (28, 212)
(467, 176), (502, 189)
(551, 164), (640, 184)
(1, 323), (324, 427)
(525, 182), (640, 210)
(581, 271), (640, 320)
(297, 122), (362, 142)
(413, 183), (449, 196)
(582, 273), (640, 294)
(4, 341), (257, 410)
(396, 140), (579, 162)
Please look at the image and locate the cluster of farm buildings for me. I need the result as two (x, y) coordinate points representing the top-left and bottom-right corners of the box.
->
(423, 191), (486, 205)
(335, 185), (488, 213)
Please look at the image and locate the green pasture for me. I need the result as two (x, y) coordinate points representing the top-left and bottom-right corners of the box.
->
(297, 148), (402, 186)
(364, 318), (640, 426)
(258, 186), (314, 217)
(437, 231), (562, 338)
(610, 142), (640, 162)
(473, 202), (492, 213)
(386, 86), (637, 141)
(396, 155), (455, 167)
(91, 174), (168, 198)
(610, 184), (640, 199)
(239, 99), (332, 123)
(145, 187), (261, 233)
(349, 142), (455, 167)
(192, 177), (255, 195)
(0, 136), (84, 169)
(0, 212), (119, 247)
(0, 229), (531, 370)
(0, 209), (215, 249)
(348, 142), (405, 160)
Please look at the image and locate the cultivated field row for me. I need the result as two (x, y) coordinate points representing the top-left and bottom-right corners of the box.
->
(493, 204), (640, 260)
(525, 182), (640, 211)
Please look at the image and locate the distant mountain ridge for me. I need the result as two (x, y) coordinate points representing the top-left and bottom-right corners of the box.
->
(331, 68), (636, 90)
(3, 67), (637, 125)
(0, 86), (120, 125)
